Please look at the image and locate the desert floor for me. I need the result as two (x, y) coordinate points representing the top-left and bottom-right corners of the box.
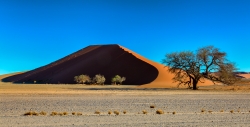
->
(0, 82), (250, 127)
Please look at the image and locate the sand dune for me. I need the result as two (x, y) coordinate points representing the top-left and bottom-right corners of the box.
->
(238, 74), (250, 79)
(3, 44), (215, 88)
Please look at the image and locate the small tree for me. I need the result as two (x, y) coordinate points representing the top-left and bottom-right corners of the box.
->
(74, 74), (91, 84)
(111, 75), (126, 85)
(162, 46), (238, 90)
(92, 74), (105, 85)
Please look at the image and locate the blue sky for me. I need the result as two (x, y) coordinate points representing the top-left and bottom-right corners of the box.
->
(0, 0), (250, 74)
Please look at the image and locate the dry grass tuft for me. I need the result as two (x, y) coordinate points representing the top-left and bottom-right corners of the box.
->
(220, 110), (224, 112)
(24, 111), (39, 116)
(24, 111), (33, 116)
(156, 109), (164, 114)
(123, 110), (127, 114)
(230, 110), (234, 113)
(95, 111), (101, 115)
(63, 112), (68, 115)
(237, 109), (241, 113)
(208, 110), (213, 113)
(172, 111), (176, 114)
(114, 111), (120, 115)
(33, 112), (39, 116)
(51, 111), (58, 116)
(150, 105), (155, 108)
(58, 113), (64, 116)
(142, 110), (148, 114)
(108, 111), (112, 115)
(39, 111), (47, 115)
(201, 109), (206, 113)
(77, 112), (82, 115)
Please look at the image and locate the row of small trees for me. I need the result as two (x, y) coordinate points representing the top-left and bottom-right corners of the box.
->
(74, 74), (126, 85)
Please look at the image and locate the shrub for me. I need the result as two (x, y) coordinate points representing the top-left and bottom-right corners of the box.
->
(201, 109), (206, 113)
(108, 111), (112, 115)
(142, 110), (147, 114)
(77, 112), (82, 115)
(63, 112), (68, 115)
(150, 105), (155, 108)
(172, 111), (176, 114)
(24, 111), (38, 116)
(95, 111), (101, 115)
(123, 110), (127, 114)
(39, 111), (47, 115)
(156, 109), (164, 114)
(92, 74), (105, 85)
(72, 112), (76, 115)
(208, 110), (213, 113)
(51, 111), (58, 116)
(74, 74), (91, 84)
(220, 110), (224, 112)
(230, 110), (234, 113)
(111, 75), (126, 85)
(114, 111), (119, 115)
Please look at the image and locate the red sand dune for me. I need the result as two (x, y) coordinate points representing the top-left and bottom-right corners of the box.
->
(3, 44), (215, 88)
(238, 74), (250, 79)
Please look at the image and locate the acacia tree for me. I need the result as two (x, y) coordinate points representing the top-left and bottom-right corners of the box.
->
(162, 46), (238, 90)
(111, 75), (126, 85)
(74, 74), (91, 84)
(92, 74), (105, 85)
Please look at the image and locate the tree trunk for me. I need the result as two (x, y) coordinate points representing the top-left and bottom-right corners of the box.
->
(192, 80), (198, 90)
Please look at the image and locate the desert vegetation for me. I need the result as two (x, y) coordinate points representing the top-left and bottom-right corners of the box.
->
(73, 74), (127, 85)
(111, 75), (126, 85)
(142, 110), (148, 114)
(94, 110), (101, 115)
(162, 46), (239, 90)
(156, 109), (164, 114)
(150, 105), (155, 108)
(74, 74), (91, 84)
(114, 111), (120, 115)
(24, 111), (39, 116)
(22, 106), (249, 117)
(92, 74), (106, 85)
(123, 110), (127, 114)
(74, 74), (106, 85)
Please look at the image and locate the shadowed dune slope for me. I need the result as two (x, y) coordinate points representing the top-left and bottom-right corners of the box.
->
(3, 45), (159, 85)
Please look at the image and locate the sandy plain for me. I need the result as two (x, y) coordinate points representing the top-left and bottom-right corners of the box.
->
(1, 81), (250, 127)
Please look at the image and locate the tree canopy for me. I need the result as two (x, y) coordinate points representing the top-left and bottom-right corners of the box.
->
(92, 74), (105, 85)
(111, 75), (126, 85)
(74, 74), (91, 84)
(162, 46), (238, 90)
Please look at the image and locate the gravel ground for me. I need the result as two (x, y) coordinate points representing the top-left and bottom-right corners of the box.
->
(1, 92), (250, 127)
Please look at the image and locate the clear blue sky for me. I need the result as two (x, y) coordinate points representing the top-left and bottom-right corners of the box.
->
(0, 0), (250, 74)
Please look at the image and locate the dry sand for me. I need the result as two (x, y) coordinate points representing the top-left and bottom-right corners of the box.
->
(1, 82), (250, 127)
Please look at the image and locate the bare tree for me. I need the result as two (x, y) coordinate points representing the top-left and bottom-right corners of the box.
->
(162, 46), (238, 90)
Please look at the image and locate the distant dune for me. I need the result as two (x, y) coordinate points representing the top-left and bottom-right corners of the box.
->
(238, 74), (250, 79)
(3, 44), (215, 88)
